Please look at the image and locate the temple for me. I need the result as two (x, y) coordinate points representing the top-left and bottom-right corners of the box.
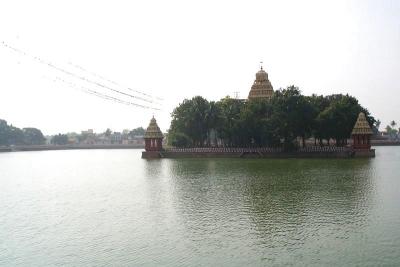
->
(142, 69), (376, 159)
(142, 116), (164, 158)
(248, 66), (274, 100)
(351, 112), (375, 157)
(142, 112), (376, 159)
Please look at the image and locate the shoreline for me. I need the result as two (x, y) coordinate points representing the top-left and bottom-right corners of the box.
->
(0, 144), (393, 157)
(142, 147), (375, 159)
(0, 144), (144, 153)
(371, 141), (400, 146)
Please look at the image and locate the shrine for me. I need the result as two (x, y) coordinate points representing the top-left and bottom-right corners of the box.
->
(351, 112), (375, 157)
(248, 65), (274, 100)
(351, 112), (373, 149)
(144, 116), (163, 152)
(142, 67), (376, 159)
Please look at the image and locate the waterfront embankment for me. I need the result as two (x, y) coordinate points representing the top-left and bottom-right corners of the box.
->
(2, 143), (388, 155)
(0, 144), (143, 152)
(371, 140), (400, 146)
(142, 146), (375, 159)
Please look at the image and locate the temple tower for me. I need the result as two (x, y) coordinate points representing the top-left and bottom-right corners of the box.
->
(351, 112), (373, 150)
(248, 66), (274, 100)
(144, 116), (163, 151)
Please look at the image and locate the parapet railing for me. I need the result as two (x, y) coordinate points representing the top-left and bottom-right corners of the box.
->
(165, 146), (350, 153)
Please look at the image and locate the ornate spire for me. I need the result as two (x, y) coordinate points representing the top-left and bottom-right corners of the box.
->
(144, 117), (164, 139)
(351, 112), (373, 135)
(248, 65), (274, 100)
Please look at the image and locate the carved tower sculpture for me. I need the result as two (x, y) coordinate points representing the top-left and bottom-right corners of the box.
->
(144, 116), (163, 151)
(248, 66), (274, 100)
(351, 112), (373, 150)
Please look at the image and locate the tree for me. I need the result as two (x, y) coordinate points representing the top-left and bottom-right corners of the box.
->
(0, 119), (9, 145)
(385, 122), (398, 140)
(308, 94), (331, 145)
(0, 119), (48, 146)
(312, 94), (374, 146)
(51, 134), (69, 145)
(105, 128), (112, 137)
(22, 128), (45, 145)
(129, 127), (145, 137)
(168, 96), (211, 147)
(168, 132), (192, 147)
(372, 120), (381, 136)
(270, 86), (315, 150)
(215, 97), (244, 146)
(166, 88), (375, 149)
(0, 120), (24, 146)
(205, 101), (220, 146)
(239, 98), (277, 146)
(7, 126), (23, 145)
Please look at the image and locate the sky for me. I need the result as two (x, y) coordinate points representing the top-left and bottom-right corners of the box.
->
(0, 0), (399, 135)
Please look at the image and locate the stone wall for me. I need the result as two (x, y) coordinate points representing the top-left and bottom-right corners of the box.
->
(353, 149), (375, 157)
(0, 144), (144, 153)
(141, 149), (371, 159)
(141, 151), (163, 158)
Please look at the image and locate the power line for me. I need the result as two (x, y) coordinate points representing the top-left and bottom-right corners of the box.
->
(1, 41), (162, 107)
(69, 63), (163, 102)
(48, 76), (161, 110)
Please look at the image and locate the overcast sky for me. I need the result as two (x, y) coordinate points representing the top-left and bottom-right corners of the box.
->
(0, 0), (399, 135)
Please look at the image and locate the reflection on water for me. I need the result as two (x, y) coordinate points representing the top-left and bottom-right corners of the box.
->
(1, 148), (400, 266)
(156, 158), (376, 265)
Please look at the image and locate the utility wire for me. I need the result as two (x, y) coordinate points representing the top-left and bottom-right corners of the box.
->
(48, 76), (161, 110)
(1, 41), (162, 107)
(69, 63), (163, 102)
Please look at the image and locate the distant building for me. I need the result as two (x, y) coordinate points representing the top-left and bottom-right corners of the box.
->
(130, 136), (145, 145)
(122, 129), (131, 135)
(81, 129), (94, 135)
(96, 133), (111, 144)
(79, 129), (95, 144)
(111, 132), (122, 144)
(248, 66), (274, 100)
(81, 136), (96, 145)
(44, 136), (52, 145)
(66, 133), (79, 144)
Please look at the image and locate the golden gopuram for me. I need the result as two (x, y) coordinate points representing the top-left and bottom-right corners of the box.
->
(350, 112), (375, 157)
(248, 66), (274, 100)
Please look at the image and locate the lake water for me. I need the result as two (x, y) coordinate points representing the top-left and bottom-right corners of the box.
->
(0, 147), (400, 266)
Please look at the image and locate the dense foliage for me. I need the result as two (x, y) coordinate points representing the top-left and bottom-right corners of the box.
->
(385, 121), (398, 139)
(0, 119), (45, 146)
(167, 86), (375, 150)
(129, 127), (146, 137)
(51, 134), (69, 145)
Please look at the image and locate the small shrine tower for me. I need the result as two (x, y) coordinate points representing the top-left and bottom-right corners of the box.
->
(144, 116), (163, 152)
(351, 112), (373, 150)
(248, 65), (274, 100)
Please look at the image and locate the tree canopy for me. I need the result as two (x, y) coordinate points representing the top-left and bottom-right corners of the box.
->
(167, 86), (375, 150)
(51, 134), (69, 145)
(0, 119), (45, 146)
(129, 127), (146, 137)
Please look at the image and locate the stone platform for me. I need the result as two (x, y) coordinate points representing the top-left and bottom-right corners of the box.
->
(353, 149), (375, 157)
(141, 151), (163, 159)
(141, 147), (376, 159)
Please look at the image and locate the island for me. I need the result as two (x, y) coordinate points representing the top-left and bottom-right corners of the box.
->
(142, 66), (375, 159)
